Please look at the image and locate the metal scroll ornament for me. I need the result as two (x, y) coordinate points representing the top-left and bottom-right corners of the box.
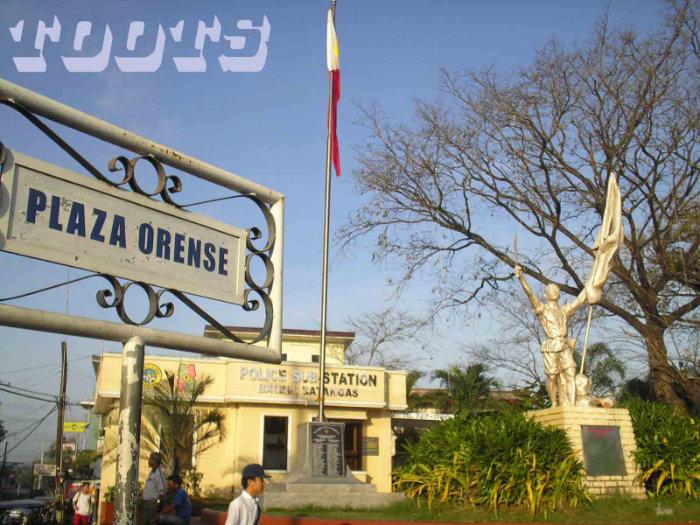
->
(1, 97), (275, 345)
(94, 196), (275, 343)
(96, 276), (174, 326)
(107, 155), (183, 207)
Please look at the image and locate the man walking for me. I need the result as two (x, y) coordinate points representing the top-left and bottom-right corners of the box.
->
(143, 453), (167, 525)
(72, 482), (93, 525)
(224, 464), (270, 525)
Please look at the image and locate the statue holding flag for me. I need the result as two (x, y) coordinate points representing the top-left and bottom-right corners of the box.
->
(514, 173), (623, 407)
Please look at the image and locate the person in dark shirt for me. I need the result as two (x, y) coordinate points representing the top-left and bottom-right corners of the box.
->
(156, 475), (192, 525)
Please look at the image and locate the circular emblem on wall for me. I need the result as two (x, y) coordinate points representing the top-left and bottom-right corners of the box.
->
(143, 363), (162, 388)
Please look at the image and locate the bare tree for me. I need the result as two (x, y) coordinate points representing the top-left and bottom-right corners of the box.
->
(340, 3), (699, 408)
(345, 308), (430, 368)
(470, 291), (551, 388)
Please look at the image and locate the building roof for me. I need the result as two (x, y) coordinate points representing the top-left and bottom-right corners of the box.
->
(203, 325), (355, 343)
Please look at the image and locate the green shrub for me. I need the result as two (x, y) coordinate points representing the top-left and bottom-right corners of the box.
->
(394, 411), (587, 516)
(625, 398), (700, 498)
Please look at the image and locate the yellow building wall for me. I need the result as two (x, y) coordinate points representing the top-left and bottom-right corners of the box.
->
(364, 411), (394, 493)
(278, 340), (345, 364)
(95, 351), (406, 499)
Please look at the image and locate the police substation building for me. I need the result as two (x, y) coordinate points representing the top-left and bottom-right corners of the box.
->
(92, 327), (408, 498)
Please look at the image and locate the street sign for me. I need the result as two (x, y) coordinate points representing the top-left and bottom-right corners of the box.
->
(33, 463), (57, 476)
(0, 151), (247, 304)
(63, 421), (89, 433)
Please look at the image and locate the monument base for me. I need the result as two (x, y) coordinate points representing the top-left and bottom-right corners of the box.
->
(527, 406), (645, 498)
(262, 422), (404, 509)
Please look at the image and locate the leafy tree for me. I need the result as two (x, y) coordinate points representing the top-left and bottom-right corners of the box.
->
(432, 363), (500, 413)
(618, 376), (656, 404)
(577, 342), (626, 396)
(140, 372), (227, 476)
(405, 370), (426, 411)
(70, 450), (99, 479)
(340, 2), (699, 408)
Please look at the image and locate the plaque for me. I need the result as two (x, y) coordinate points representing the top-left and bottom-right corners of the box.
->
(581, 425), (627, 476)
(310, 422), (346, 478)
(363, 437), (379, 456)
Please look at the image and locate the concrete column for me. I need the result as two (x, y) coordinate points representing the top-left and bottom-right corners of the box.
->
(114, 336), (145, 525)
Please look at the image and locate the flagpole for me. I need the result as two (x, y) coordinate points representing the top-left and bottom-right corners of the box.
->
(579, 305), (594, 375)
(318, 0), (338, 422)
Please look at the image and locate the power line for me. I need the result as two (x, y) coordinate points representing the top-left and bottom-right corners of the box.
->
(0, 274), (98, 303)
(4, 355), (90, 375)
(0, 382), (57, 398)
(5, 405), (57, 457)
(0, 383), (81, 406)
(0, 385), (57, 404)
(6, 409), (57, 438)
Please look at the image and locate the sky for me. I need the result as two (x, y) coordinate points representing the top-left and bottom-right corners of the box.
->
(0, 0), (667, 463)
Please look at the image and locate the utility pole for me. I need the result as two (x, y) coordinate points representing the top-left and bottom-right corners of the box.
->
(55, 341), (68, 522)
(1, 441), (7, 491)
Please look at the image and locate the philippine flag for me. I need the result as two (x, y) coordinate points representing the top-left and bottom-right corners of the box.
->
(326, 8), (341, 177)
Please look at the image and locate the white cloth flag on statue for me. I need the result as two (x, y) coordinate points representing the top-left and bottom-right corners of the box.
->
(585, 173), (624, 304)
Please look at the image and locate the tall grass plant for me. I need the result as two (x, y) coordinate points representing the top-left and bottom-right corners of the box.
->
(625, 398), (700, 498)
(394, 411), (587, 516)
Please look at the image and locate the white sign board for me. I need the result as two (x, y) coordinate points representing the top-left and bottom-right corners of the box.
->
(33, 463), (57, 476)
(393, 412), (454, 421)
(0, 151), (246, 304)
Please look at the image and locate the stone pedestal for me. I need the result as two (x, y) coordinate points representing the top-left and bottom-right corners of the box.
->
(527, 406), (645, 498)
(262, 422), (405, 509)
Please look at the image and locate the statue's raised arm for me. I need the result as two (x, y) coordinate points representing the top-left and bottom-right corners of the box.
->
(563, 287), (588, 316)
(514, 264), (543, 314)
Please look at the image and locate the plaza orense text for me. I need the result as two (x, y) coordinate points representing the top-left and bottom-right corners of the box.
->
(25, 187), (230, 275)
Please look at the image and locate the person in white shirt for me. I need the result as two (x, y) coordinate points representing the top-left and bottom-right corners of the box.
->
(224, 464), (270, 525)
(72, 482), (93, 525)
(143, 453), (167, 525)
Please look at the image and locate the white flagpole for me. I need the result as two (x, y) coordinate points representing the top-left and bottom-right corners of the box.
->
(318, 0), (338, 422)
(580, 306), (594, 375)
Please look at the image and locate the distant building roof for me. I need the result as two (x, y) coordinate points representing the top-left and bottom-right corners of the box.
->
(410, 387), (444, 396)
(203, 325), (355, 343)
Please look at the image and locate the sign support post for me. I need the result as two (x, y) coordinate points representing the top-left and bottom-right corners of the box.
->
(114, 337), (145, 525)
(0, 77), (287, 525)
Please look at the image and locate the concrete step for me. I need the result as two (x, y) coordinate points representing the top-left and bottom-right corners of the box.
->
(266, 482), (377, 494)
(261, 491), (405, 510)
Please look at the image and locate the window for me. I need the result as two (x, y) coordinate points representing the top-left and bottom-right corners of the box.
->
(311, 354), (319, 363)
(281, 353), (288, 362)
(263, 416), (288, 470)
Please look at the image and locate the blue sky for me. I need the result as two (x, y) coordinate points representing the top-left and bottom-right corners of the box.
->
(0, 0), (665, 462)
